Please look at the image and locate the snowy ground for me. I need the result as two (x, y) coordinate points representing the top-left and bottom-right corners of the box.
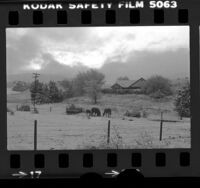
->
(7, 92), (191, 150)
(7, 110), (190, 150)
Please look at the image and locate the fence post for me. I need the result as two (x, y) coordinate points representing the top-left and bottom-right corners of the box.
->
(34, 120), (37, 150)
(107, 120), (111, 144)
(159, 112), (163, 141)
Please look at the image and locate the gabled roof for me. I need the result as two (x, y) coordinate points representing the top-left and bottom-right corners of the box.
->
(130, 78), (146, 88)
(112, 77), (146, 89)
(114, 80), (136, 88)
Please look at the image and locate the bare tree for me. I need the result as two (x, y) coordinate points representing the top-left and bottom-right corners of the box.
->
(83, 70), (105, 104)
(84, 80), (103, 104)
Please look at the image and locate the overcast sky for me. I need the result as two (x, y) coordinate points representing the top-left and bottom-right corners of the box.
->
(6, 26), (190, 83)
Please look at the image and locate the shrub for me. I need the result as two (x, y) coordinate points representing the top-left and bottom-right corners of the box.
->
(101, 88), (114, 94)
(143, 75), (172, 98)
(150, 90), (166, 99)
(124, 104), (145, 118)
(110, 125), (124, 149)
(12, 81), (29, 92)
(133, 90), (144, 95)
(135, 131), (154, 148)
(33, 108), (39, 114)
(68, 104), (76, 109)
(66, 104), (83, 114)
(141, 110), (148, 118)
(112, 89), (135, 95)
(82, 125), (125, 149)
(174, 81), (190, 119)
(18, 105), (31, 112)
(124, 109), (141, 118)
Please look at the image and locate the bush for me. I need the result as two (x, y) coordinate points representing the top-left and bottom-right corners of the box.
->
(174, 81), (190, 119)
(112, 89), (135, 95)
(33, 108), (39, 114)
(124, 109), (141, 118)
(116, 90), (128, 95)
(18, 105), (31, 112)
(150, 90), (166, 99)
(66, 104), (83, 114)
(133, 90), (144, 95)
(135, 131), (154, 148)
(12, 81), (29, 92)
(68, 104), (76, 109)
(143, 75), (172, 98)
(141, 110), (148, 118)
(101, 88), (114, 94)
(110, 89), (144, 95)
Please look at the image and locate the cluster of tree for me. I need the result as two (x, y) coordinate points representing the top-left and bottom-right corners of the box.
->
(30, 80), (64, 104)
(174, 81), (190, 119)
(142, 75), (173, 99)
(12, 81), (30, 92)
(60, 69), (105, 104)
(143, 75), (190, 118)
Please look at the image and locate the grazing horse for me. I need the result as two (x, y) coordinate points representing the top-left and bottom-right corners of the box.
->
(103, 108), (112, 117)
(86, 109), (91, 115)
(85, 109), (91, 119)
(91, 107), (101, 117)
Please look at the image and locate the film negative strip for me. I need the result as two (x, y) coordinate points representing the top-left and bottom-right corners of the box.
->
(0, 0), (199, 179)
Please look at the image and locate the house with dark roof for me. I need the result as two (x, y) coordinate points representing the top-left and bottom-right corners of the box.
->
(111, 77), (146, 93)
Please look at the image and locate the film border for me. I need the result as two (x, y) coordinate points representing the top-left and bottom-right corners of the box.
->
(0, 0), (199, 179)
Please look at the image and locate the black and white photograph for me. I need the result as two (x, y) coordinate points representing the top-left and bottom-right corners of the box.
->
(6, 26), (190, 150)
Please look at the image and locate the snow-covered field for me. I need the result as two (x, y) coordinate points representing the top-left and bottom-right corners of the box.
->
(7, 92), (191, 150)
(7, 110), (190, 150)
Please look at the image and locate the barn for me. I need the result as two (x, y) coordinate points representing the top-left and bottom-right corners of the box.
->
(111, 78), (146, 93)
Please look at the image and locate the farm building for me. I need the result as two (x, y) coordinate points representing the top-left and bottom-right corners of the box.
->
(111, 77), (146, 93)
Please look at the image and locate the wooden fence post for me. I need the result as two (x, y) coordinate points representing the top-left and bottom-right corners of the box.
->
(34, 120), (37, 150)
(107, 120), (111, 144)
(159, 112), (163, 141)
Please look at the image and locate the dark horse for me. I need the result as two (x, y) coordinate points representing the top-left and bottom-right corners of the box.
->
(91, 107), (101, 116)
(86, 109), (91, 115)
(103, 108), (111, 117)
